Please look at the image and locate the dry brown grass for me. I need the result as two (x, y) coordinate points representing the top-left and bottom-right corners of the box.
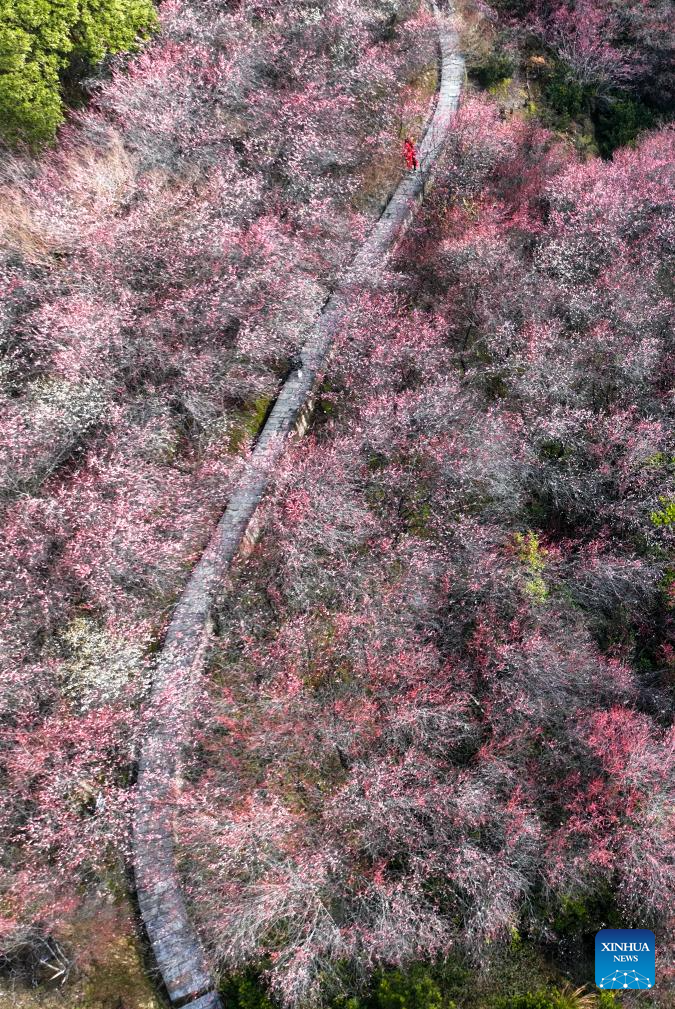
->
(353, 60), (439, 214)
(0, 902), (161, 1009)
(454, 0), (497, 71)
(0, 133), (137, 265)
(557, 984), (605, 1008)
(0, 193), (57, 266)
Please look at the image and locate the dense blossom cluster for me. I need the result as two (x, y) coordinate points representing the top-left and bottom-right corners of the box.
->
(0, 0), (435, 974)
(1, 0), (673, 1001)
(174, 103), (674, 1003)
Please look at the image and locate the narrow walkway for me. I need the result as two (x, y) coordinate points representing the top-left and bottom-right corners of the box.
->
(132, 8), (464, 1008)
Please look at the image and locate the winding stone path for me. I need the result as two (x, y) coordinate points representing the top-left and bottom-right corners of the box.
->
(132, 7), (464, 1008)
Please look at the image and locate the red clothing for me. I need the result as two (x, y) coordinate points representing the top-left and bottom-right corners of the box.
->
(404, 139), (419, 170)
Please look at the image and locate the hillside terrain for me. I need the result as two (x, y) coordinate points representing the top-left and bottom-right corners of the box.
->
(0, 0), (673, 1008)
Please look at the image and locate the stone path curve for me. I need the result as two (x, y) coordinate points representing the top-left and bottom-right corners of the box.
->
(132, 8), (464, 1008)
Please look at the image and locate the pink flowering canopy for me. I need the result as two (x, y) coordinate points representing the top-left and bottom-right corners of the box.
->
(0, 0), (673, 1002)
(174, 110), (674, 1002)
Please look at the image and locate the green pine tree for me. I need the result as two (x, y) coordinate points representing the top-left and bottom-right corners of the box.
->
(0, 0), (157, 146)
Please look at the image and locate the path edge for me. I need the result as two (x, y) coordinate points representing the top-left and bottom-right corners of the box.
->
(132, 8), (464, 1007)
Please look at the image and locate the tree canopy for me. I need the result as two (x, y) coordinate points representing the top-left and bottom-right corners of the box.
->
(0, 0), (157, 145)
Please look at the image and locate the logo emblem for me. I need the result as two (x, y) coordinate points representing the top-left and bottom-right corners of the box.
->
(595, 929), (655, 990)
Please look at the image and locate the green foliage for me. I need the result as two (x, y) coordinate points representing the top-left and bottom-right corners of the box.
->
(221, 964), (468, 1009)
(643, 452), (675, 468)
(661, 567), (675, 601)
(540, 61), (657, 156)
(228, 394), (274, 452)
(371, 966), (451, 1009)
(593, 97), (656, 158)
(220, 971), (277, 1009)
(553, 889), (621, 938)
(469, 50), (515, 89)
(488, 76), (513, 99)
(314, 377), (342, 426)
(0, 0), (157, 145)
(650, 496), (675, 528)
(553, 896), (590, 935)
(497, 995), (558, 1009)
(497, 987), (618, 1009)
(220, 963), (621, 1009)
(235, 976), (276, 1009)
(539, 440), (567, 462)
(515, 530), (548, 602)
(544, 70), (587, 124)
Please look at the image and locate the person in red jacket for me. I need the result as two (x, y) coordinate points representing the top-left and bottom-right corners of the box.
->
(403, 136), (419, 171)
